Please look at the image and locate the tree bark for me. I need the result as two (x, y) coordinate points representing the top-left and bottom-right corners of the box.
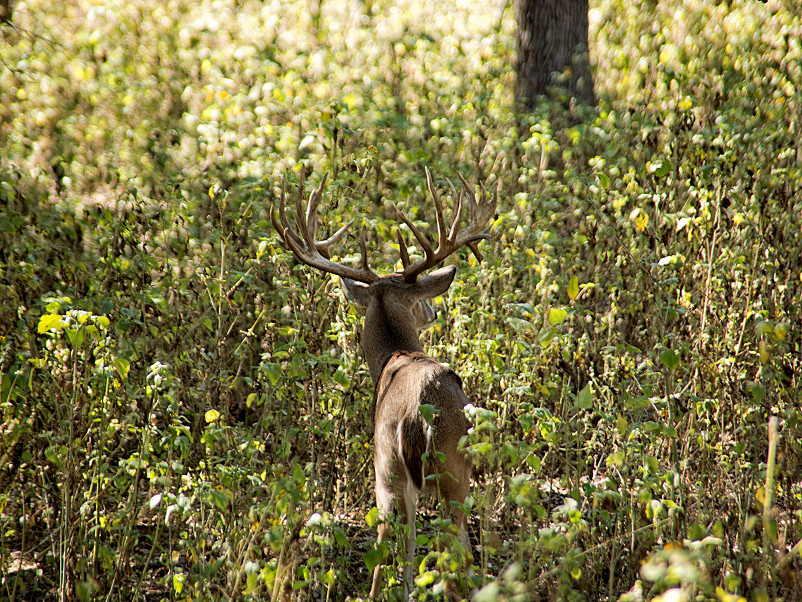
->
(515, 0), (594, 110)
(1, 0), (12, 24)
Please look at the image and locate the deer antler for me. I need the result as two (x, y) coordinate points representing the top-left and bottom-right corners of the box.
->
(395, 167), (497, 282)
(271, 172), (379, 283)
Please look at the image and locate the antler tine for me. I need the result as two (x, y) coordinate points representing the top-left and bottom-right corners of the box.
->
(457, 173), (498, 236)
(316, 221), (351, 260)
(467, 241), (484, 263)
(393, 203), (436, 260)
(424, 167), (449, 252)
(270, 176), (286, 235)
(398, 169), (495, 282)
(358, 228), (372, 273)
(445, 178), (464, 244)
(456, 172), (479, 215)
(305, 172), (326, 241)
(272, 172), (379, 283)
(396, 228), (411, 268)
(305, 173), (352, 259)
(480, 179), (500, 228)
(294, 170), (320, 257)
(272, 174), (304, 250)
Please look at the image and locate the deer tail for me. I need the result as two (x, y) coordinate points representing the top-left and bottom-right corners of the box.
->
(399, 415), (429, 491)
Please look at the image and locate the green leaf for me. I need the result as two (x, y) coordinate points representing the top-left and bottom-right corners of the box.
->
(332, 366), (349, 388)
(245, 571), (258, 594)
(76, 580), (95, 602)
(45, 445), (62, 467)
(363, 544), (387, 573)
(67, 327), (85, 348)
(548, 307), (568, 325)
(262, 362), (282, 386)
(415, 571), (436, 587)
(747, 382), (765, 404)
(575, 384), (592, 410)
(209, 488), (229, 512)
(526, 455), (541, 472)
(537, 327), (554, 347)
(755, 321), (774, 336)
(596, 172), (610, 189)
(508, 317), (534, 333)
(45, 296), (72, 313)
(419, 403), (437, 425)
(113, 357), (130, 381)
(616, 413), (628, 436)
(659, 349), (679, 371)
(608, 451), (625, 467)
(365, 507), (380, 528)
(567, 276), (579, 302)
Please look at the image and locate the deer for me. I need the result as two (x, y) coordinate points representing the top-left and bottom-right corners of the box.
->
(271, 167), (496, 599)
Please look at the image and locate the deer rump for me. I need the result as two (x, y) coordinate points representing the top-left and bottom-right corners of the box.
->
(373, 351), (470, 496)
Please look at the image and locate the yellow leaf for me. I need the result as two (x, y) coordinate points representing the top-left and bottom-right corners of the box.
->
(568, 276), (579, 301)
(758, 340), (773, 364)
(38, 314), (64, 334)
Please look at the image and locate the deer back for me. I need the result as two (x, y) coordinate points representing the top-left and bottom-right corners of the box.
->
(374, 351), (470, 494)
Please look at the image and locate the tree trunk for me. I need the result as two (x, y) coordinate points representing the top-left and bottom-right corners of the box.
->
(515, 0), (594, 110)
(1, 0), (12, 24)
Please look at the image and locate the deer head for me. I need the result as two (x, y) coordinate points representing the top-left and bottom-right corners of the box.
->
(272, 167), (496, 598)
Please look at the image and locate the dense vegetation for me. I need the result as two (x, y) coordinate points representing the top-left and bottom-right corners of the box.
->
(1, 0), (800, 600)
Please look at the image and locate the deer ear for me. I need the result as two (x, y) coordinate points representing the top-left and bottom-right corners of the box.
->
(412, 265), (456, 300)
(341, 277), (372, 308)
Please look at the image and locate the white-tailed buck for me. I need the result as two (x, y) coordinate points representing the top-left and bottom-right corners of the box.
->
(272, 168), (496, 598)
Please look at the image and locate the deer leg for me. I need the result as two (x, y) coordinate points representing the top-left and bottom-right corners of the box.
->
(402, 479), (419, 599)
(451, 504), (475, 592)
(370, 463), (396, 598)
(437, 470), (473, 599)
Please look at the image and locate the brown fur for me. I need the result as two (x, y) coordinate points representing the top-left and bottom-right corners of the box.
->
(349, 274), (473, 599)
(375, 352), (470, 494)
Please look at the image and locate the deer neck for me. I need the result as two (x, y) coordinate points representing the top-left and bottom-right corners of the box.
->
(361, 308), (423, 386)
